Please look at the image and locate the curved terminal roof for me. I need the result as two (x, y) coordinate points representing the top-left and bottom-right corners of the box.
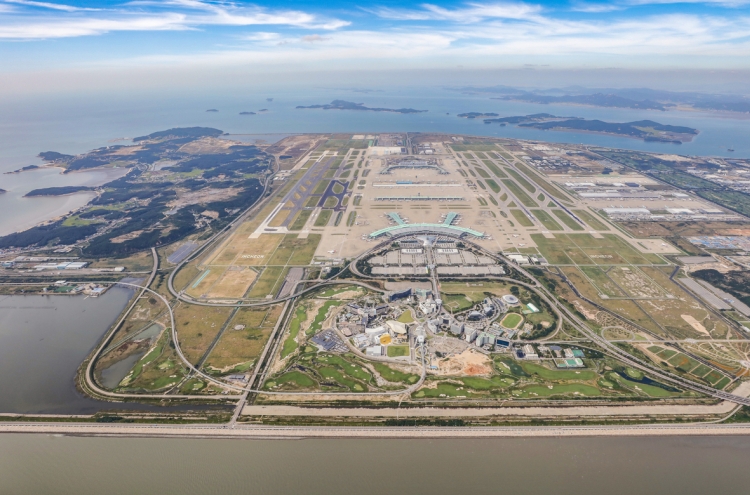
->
(369, 223), (485, 239)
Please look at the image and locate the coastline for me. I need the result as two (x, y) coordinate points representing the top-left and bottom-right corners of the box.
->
(3, 421), (750, 438)
(0, 165), (127, 236)
(531, 127), (695, 143)
(484, 97), (750, 120)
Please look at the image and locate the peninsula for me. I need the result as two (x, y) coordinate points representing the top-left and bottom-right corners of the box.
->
(479, 113), (698, 142)
(4, 164), (39, 174)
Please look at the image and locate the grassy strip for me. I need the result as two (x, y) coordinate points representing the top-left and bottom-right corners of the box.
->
(313, 180), (331, 195)
(475, 167), (490, 178)
(510, 209), (534, 227)
(502, 179), (537, 207)
(485, 179), (501, 193)
(314, 209), (332, 227)
(289, 210), (312, 230)
(506, 168), (536, 193)
(573, 209), (609, 230)
(483, 160), (508, 178)
(346, 211), (357, 226)
(515, 162), (573, 203)
(552, 209), (585, 231)
(280, 306), (307, 359)
(532, 209), (563, 230)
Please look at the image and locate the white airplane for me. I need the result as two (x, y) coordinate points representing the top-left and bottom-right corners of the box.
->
(327, 250), (336, 253)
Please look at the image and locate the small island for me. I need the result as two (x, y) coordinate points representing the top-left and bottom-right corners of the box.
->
(4, 165), (39, 174)
(457, 112), (499, 119)
(206, 109), (219, 112)
(297, 99), (427, 114)
(0, 188), (6, 194)
(478, 113), (698, 143)
(239, 111), (256, 115)
(24, 186), (94, 197)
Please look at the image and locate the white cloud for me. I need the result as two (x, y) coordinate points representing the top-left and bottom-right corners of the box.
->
(0, 14), (191, 39)
(626, 0), (750, 7)
(3, 0), (100, 12)
(241, 32), (281, 42)
(0, 0), (349, 40)
(569, 2), (626, 12)
(370, 2), (543, 22)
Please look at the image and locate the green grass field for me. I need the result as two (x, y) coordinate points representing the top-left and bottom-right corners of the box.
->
(346, 211), (357, 226)
(397, 310), (414, 323)
(314, 209), (332, 227)
(322, 196), (338, 208)
(387, 345), (410, 358)
(510, 209), (534, 227)
(502, 179), (537, 207)
(532, 209), (563, 231)
(280, 305), (307, 359)
(552, 210), (585, 231)
(531, 233), (662, 266)
(313, 180), (331, 195)
(266, 370), (316, 389)
(482, 160), (508, 178)
(573, 209), (609, 230)
(501, 313), (523, 328)
(485, 179), (501, 193)
(306, 300), (342, 336)
(506, 168), (536, 193)
(246, 266), (285, 298)
(267, 234), (321, 265)
(305, 196), (321, 208)
(289, 210), (312, 230)
(514, 163), (573, 203)
(372, 362), (419, 384)
(441, 293), (476, 312)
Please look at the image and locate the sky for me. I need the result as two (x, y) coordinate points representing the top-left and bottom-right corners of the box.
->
(1, 0), (750, 94)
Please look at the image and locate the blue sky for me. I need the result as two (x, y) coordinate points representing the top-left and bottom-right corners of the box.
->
(1, 1), (750, 92)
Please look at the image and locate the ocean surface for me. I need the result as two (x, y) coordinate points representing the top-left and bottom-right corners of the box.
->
(1, 434), (749, 494)
(1, 88), (749, 235)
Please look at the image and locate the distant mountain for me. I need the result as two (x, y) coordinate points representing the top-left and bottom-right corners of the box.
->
(451, 85), (750, 113)
(297, 99), (427, 114)
(480, 114), (697, 142)
(494, 93), (667, 111)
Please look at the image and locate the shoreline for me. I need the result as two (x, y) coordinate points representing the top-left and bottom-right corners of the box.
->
(2, 421), (750, 438)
